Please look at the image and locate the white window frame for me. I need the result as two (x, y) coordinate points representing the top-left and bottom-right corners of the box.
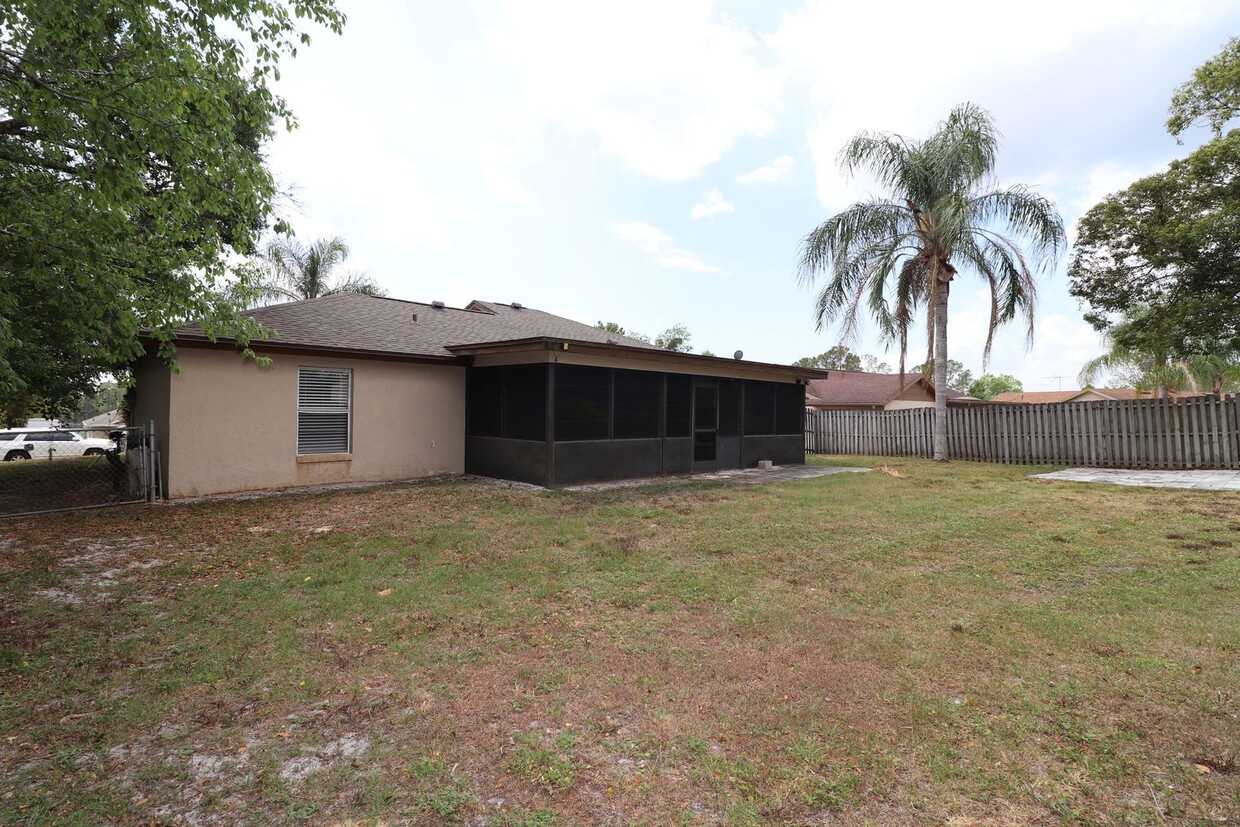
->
(297, 367), (352, 455)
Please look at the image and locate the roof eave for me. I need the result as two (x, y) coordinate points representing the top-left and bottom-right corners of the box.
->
(140, 332), (463, 366)
(446, 337), (827, 380)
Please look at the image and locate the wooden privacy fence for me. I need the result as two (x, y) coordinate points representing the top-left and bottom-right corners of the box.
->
(805, 396), (1240, 469)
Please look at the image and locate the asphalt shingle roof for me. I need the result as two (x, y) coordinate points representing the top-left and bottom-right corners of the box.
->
(805, 371), (932, 407)
(993, 388), (1203, 403)
(172, 294), (657, 358)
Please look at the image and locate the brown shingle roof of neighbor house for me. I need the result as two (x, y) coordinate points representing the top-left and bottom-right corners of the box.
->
(992, 388), (1205, 404)
(805, 370), (967, 408)
(168, 293), (657, 359)
(991, 390), (1081, 404)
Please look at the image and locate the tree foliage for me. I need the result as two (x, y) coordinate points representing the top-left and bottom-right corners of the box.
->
(595, 321), (652, 344)
(967, 374), (1022, 399)
(794, 346), (894, 372)
(913, 360), (975, 393)
(1068, 132), (1240, 354)
(1073, 39), (1240, 358)
(254, 236), (384, 303)
(654, 324), (692, 353)
(794, 346), (862, 370)
(0, 0), (345, 421)
(1078, 307), (1240, 397)
(796, 103), (1064, 458)
(1167, 36), (1240, 140)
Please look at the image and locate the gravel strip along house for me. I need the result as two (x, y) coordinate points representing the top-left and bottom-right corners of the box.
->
(132, 295), (821, 498)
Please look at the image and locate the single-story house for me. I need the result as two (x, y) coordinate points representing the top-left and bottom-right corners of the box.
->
(992, 388), (1203, 404)
(805, 370), (977, 411)
(132, 295), (821, 498)
(81, 408), (124, 438)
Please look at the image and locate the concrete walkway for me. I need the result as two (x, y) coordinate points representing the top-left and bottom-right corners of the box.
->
(1032, 467), (1240, 491)
(565, 464), (869, 491)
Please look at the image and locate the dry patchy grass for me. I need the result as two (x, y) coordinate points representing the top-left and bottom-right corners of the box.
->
(0, 458), (1237, 826)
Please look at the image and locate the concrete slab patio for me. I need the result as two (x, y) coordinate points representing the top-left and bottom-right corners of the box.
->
(1033, 467), (1240, 491)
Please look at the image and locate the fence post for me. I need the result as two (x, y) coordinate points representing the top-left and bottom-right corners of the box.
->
(147, 419), (156, 502)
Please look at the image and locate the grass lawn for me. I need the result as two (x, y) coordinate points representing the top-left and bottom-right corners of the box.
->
(0, 457), (1236, 826)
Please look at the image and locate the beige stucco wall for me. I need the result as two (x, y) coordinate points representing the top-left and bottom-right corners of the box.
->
(131, 354), (172, 495)
(884, 399), (934, 410)
(160, 348), (465, 499)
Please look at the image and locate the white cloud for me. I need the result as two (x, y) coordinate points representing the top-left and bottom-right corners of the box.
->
(609, 221), (725, 273)
(765, 0), (1227, 211)
(478, 141), (537, 206)
(690, 187), (735, 220)
(736, 155), (795, 184)
(943, 289), (1105, 391)
(483, 0), (784, 181)
(269, 115), (480, 251)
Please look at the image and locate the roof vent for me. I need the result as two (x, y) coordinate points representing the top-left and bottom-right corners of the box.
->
(431, 300), (445, 310)
(606, 337), (618, 345)
(733, 350), (744, 360)
(411, 312), (418, 323)
(511, 302), (524, 310)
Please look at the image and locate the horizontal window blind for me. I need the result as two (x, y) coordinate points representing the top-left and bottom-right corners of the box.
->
(298, 368), (351, 454)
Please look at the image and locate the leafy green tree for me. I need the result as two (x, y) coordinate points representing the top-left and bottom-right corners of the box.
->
(795, 348), (896, 371)
(654, 324), (692, 353)
(0, 0), (345, 421)
(254, 236), (383, 303)
(913, 359), (975, 394)
(794, 346), (862, 370)
(1074, 40), (1240, 355)
(967, 374), (1023, 399)
(1069, 132), (1240, 354)
(797, 103), (1064, 460)
(1180, 351), (1240, 395)
(1077, 309), (1189, 397)
(595, 321), (651, 343)
(595, 321), (652, 343)
(73, 382), (125, 423)
(860, 354), (892, 373)
(1167, 36), (1240, 140)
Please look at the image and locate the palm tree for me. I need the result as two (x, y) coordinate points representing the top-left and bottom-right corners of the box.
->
(797, 104), (1065, 460)
(1182, 351), (1240, 395)
(1081, 340), (1240, 397)
(253, 235), (385, 304)
(1078, 342), (1188, 397)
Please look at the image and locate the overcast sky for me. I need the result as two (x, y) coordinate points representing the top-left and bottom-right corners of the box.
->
(265, 0), (1237, 391)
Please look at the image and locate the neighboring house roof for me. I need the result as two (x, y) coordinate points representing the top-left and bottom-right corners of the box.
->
(805, 370), (965, 408)
(168, 294), (657, 360)
(16, 418), (63, 430)
(81, 409), (123, 428)
(992, 388), (1204, 404)
(992, 390), (1082, 404)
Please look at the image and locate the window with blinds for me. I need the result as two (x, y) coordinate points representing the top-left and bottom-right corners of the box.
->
(297, 368), (351, 455)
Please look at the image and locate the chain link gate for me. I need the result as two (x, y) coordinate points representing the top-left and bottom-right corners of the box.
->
(0, 422), (159, 518)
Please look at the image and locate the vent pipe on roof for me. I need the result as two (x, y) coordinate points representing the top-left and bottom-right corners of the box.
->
(511, 302), (524, 309)
(733, 350), (744, 360)
(431, 300), (445, 309)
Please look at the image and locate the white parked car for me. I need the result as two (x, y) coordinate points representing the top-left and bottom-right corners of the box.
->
(0, 430), (117, 461)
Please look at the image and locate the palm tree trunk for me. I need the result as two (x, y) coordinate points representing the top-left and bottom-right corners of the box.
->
(933, 279), (950, 461)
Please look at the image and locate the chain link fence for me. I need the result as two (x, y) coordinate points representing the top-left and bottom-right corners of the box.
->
(0, 424), (158, 518)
